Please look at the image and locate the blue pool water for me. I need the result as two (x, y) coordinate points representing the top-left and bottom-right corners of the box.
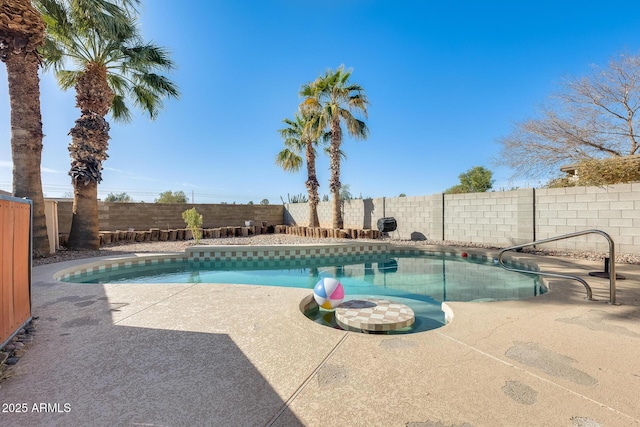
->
(64, 254), (544, 333)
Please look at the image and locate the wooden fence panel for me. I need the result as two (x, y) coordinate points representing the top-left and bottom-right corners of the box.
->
(0, 198), (31, 346)
(1, 200), (14, 341)
(13, 203), (31, 331)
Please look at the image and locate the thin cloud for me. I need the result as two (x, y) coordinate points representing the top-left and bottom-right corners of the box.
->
(0, 161), (64, 174)
(103, 166), (129, 174)
(103, 167), (159, 182)
(41, 166), (65, 174)
(180, 182), (210, 189)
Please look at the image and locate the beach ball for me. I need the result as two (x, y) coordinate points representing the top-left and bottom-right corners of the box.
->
(313, 277), (344, 310)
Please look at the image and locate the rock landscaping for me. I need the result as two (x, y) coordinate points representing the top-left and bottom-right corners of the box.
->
(57, 224), (383, 248)
(1, 318), (38, 383)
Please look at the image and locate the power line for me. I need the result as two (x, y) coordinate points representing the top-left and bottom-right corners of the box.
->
(0, 181), (282, 203)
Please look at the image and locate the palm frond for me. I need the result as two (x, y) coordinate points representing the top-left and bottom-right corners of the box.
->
(35, 0), (72, 38)
(69, 0), (137, 40)
(277, 111), (323, 172)
(300, 97), (320, 111)
(279, 126), (300, 140)
(281, 136), (304, 151)
(275, 148), (303, 172)
(136, 73), (180, 98)
(110, 94), (132, 122)
(55, 69), (82, 90)
(38, 0), (179, 120)
(39, 37), (65, 71)
(349, 93), (369, 105)
(299, 83), (315, 98)
(339, 110), (369, 139)
(74, 0), (140, 15)
(278, 116), (304, 150)
(132, 84), (161, 119)
(106, 73), (128, 97)
(345, 83), (365, 92)
(122, 44), (175, 70)
(323, 145), (347, 160)
(320, 130), (332, 144)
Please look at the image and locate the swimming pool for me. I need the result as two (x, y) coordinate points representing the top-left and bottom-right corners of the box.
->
(57, 243), (544, 334)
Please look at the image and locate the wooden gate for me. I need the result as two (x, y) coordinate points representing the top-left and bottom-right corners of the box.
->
(0, 195), (32, 347)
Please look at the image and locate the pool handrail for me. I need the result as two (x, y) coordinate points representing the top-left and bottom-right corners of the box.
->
(498, 229), (617, 304)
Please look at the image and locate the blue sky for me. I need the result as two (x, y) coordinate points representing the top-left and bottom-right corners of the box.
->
(2, 0), (640, 203)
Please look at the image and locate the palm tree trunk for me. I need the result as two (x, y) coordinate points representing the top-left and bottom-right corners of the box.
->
(329, 118), (343, 229)
(307, 181), (320, 227)
(5, 50), (50, 256)
(67, 181), (100, 250)
(305, 140), (320, 227)
(66, 109), (110, 250)
(66, 64), (113, 250)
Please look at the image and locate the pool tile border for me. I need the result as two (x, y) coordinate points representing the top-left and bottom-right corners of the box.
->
(54, 254), (187, 281)
(53, 243), (540, 282)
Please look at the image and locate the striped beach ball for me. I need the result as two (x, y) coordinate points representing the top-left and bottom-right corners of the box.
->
(313, 277), (345, 310)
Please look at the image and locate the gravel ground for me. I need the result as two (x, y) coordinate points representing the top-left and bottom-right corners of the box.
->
(33, 234), (640, 266)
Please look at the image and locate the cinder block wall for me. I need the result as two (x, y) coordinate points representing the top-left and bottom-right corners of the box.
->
(284, 183), (640, 254)
(444, 189), (534, 246)
(57, 202), (284, 234)
(535, 183), (640, 253)
(284, 202), (308, 226)
(285, 200), (361, 229)
(341, 198), (376, 229)
(285, 195), (443, 240)
(382, 195), (443, 241)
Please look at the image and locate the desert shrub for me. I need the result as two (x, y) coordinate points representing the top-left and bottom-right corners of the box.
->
(548, 156), (640, 188)
(182, 208), (203, 243)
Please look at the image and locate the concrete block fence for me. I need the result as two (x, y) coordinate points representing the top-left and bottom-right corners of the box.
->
(55, 201), (284, 234)
(285, 183), (640, 255)
(48, 183), (640, 254)
(52, 199), (380, 248)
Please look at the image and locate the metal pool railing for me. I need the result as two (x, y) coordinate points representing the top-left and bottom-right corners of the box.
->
(498, 230), (617, 305)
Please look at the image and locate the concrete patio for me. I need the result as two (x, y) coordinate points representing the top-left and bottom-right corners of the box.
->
(1, 249), (639, 426)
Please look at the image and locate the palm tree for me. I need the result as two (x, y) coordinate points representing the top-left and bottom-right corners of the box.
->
(36, 0), (179, 250)
(0, 1), (51, 256)
(300, 65), (369, 229)
(275, 112), (321, 227)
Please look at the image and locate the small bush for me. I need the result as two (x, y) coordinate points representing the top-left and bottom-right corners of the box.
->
(182, 208), (203, 243)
